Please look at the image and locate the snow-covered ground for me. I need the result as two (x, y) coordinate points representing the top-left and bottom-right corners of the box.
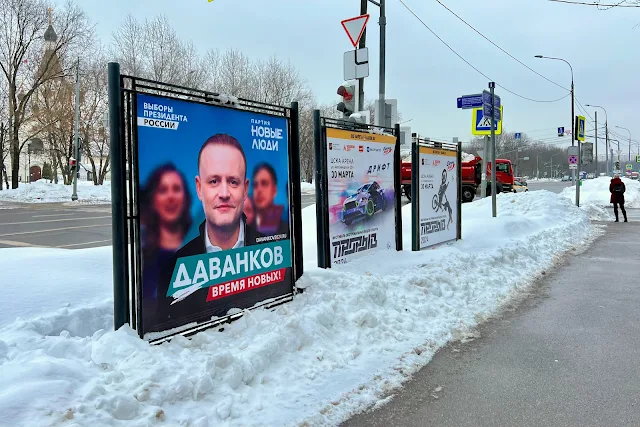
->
(0, 181), (315, 204)
(300, 182), (315, 194)
(560, 177), (640, 220)
(0, 180), (112, 204)
(0, 191), (599, 427)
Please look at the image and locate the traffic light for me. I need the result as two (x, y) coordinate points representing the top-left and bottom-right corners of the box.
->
(69, 157), (77, 170)
(336, 82), (356, 118)
(614, 160), (620, 171)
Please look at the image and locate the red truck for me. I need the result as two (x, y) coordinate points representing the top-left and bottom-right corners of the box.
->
(401, 155), (515, 203)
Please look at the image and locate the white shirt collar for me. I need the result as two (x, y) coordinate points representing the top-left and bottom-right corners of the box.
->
(204, 218), (245, 253)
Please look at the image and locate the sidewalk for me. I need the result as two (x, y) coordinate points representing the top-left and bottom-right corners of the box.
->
(342, 210), (640, 427)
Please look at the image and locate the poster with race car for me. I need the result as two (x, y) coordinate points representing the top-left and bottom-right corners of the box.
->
(418, 146), (458, 249)
(325, 128), (397, 265)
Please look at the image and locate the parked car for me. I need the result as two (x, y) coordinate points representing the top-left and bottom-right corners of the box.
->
(513, 178), (528, 193)
(561, 175), (571, 182)
(587, 173), (596, 179)
(341, 181), (386, 225)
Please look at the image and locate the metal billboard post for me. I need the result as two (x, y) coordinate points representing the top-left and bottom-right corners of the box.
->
(411, 136), (419, 251)
(489, 82), (497, 218)
(108, 62), (127, 331)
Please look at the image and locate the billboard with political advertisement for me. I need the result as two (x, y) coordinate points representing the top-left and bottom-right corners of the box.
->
(418, 146), (458, 249)
(136, 93), (293, 336)
(325, 128), (397, 265)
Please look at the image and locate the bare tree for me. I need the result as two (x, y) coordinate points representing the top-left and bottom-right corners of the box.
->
(111, 14), (208, 88)
(78, 46), (110, 185)
(0, 0), (94, 188)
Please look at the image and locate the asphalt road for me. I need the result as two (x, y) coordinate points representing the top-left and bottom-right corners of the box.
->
(0, 203), (112, 250)
(342, 214), (640, 427)
(0, 182), (582, 250)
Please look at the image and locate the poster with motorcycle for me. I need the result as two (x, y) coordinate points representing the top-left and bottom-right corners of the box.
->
(418, 146), (458, 249)
(325, 128), (397, 266)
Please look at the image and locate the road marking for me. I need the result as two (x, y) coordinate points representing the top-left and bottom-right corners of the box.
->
(31, 213), (76, 218)
(57, 239), (112, 248)
(0, 239), (46, 247)
(0, 215), (111, 226)
(0, 223), (111, 237)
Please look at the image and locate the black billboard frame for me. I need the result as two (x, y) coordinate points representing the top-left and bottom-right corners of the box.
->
(108, 63), (304, 343)
(410, 137), (462, 251)
(313, 114), (402, 268)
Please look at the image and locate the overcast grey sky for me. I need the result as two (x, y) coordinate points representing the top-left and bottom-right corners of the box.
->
(75, 0), (639, 154)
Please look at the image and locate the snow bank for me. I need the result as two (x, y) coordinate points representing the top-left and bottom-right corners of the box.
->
(461, 151), (476, 162)
(0, 191), (596, 427)
(300, 182), (315, 194)
(560, 177), (640, 219)
(0, 180), (112, 204)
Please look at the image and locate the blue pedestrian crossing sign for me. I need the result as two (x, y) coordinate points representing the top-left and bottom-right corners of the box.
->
(472, 105), (503, 136)
(558, 127), (565, 136)
(515, 132), (521, 139)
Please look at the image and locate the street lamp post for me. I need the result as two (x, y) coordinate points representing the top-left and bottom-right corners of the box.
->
(615, 126), (631, 164)
(535, 55), (579, 206)
(586, 104), (608, 176)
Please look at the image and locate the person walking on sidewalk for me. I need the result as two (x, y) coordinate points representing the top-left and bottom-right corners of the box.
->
(610, 174), (628, 222)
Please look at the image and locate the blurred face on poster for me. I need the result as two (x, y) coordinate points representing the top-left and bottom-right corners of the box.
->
(196, 142), (249, 238)
(153, 171), (187, 226)
(253, 166), (278, 211)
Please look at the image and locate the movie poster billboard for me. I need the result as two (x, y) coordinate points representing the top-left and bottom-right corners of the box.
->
(325, 128), (396, 265)
(418, 146), (458, 249)
(136, 94), (293, 336)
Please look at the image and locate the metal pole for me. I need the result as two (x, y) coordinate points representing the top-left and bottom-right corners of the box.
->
(595, 111), (598, 175)
(358, 0), (367, 112)
(376, 0), (386, 126)
(481, 135), (488, 198)
(313, 110), (327, 268)
(536, 154), (539, 180)
(71, 57), (80, 201)
(605, 121), (609, 176)
(394, 123), (403, 251)
(571, 80), (576, 188)
(576, 115), (580, 207)
(108, 62), (127, 330)
(411, 137), (419, 251)
(490, 82), (497, 217)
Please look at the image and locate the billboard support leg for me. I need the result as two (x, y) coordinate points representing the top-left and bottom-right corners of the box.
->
(456, 138), (462, 240)
(411, 137), (419, 251)
(394, 123), (403, 251)
(289, 102), (304, 281)
(108, 62), (127, 331)
(313, 110), (329, 268)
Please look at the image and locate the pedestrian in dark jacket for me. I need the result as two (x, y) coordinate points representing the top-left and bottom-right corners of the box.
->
(610, 174), (628, 222)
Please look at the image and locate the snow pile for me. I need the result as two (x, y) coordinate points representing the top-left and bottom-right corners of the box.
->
(461, 151), (476, 162)
(0, 180), (112, 204)
(300, 182), (315, 194)
(560, 177), (640, 219)
(0, 191), (596, 427)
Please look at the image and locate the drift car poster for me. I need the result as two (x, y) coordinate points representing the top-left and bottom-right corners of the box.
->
(418, 146), (458, 249)
(136, 93), (293, 337)
(325, 128), (396, 266)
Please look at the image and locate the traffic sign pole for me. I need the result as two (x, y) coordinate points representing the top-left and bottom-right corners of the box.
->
(490, 82), (497, 217)
(576, 115), (581, 207)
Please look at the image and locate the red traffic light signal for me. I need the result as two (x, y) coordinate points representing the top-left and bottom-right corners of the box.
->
(337, 85), (354, 101)
(69, 158), (77, 168)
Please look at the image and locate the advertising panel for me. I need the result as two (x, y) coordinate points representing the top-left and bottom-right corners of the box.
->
(418, 146), (458, 249)
(136, 94), (293, 335)
(325, 128), (396, 265)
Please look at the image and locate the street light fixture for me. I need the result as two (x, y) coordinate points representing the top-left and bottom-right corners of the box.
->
(534, 55), (579, 206)
(585, 104), (608, 176)
(615, 125), (632, 161)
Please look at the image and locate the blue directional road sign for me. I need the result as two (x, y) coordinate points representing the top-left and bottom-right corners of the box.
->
(515, 132), (521, 139)
(482, 90), (501, 108)
(483, 104), (501, 121)
(457, 94), (483, 109)
(558, 127), (565, 136)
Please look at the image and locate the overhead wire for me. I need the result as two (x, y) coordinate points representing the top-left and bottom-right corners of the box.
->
(396, 0), (572, 103)
(432, 0), (569, 91)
